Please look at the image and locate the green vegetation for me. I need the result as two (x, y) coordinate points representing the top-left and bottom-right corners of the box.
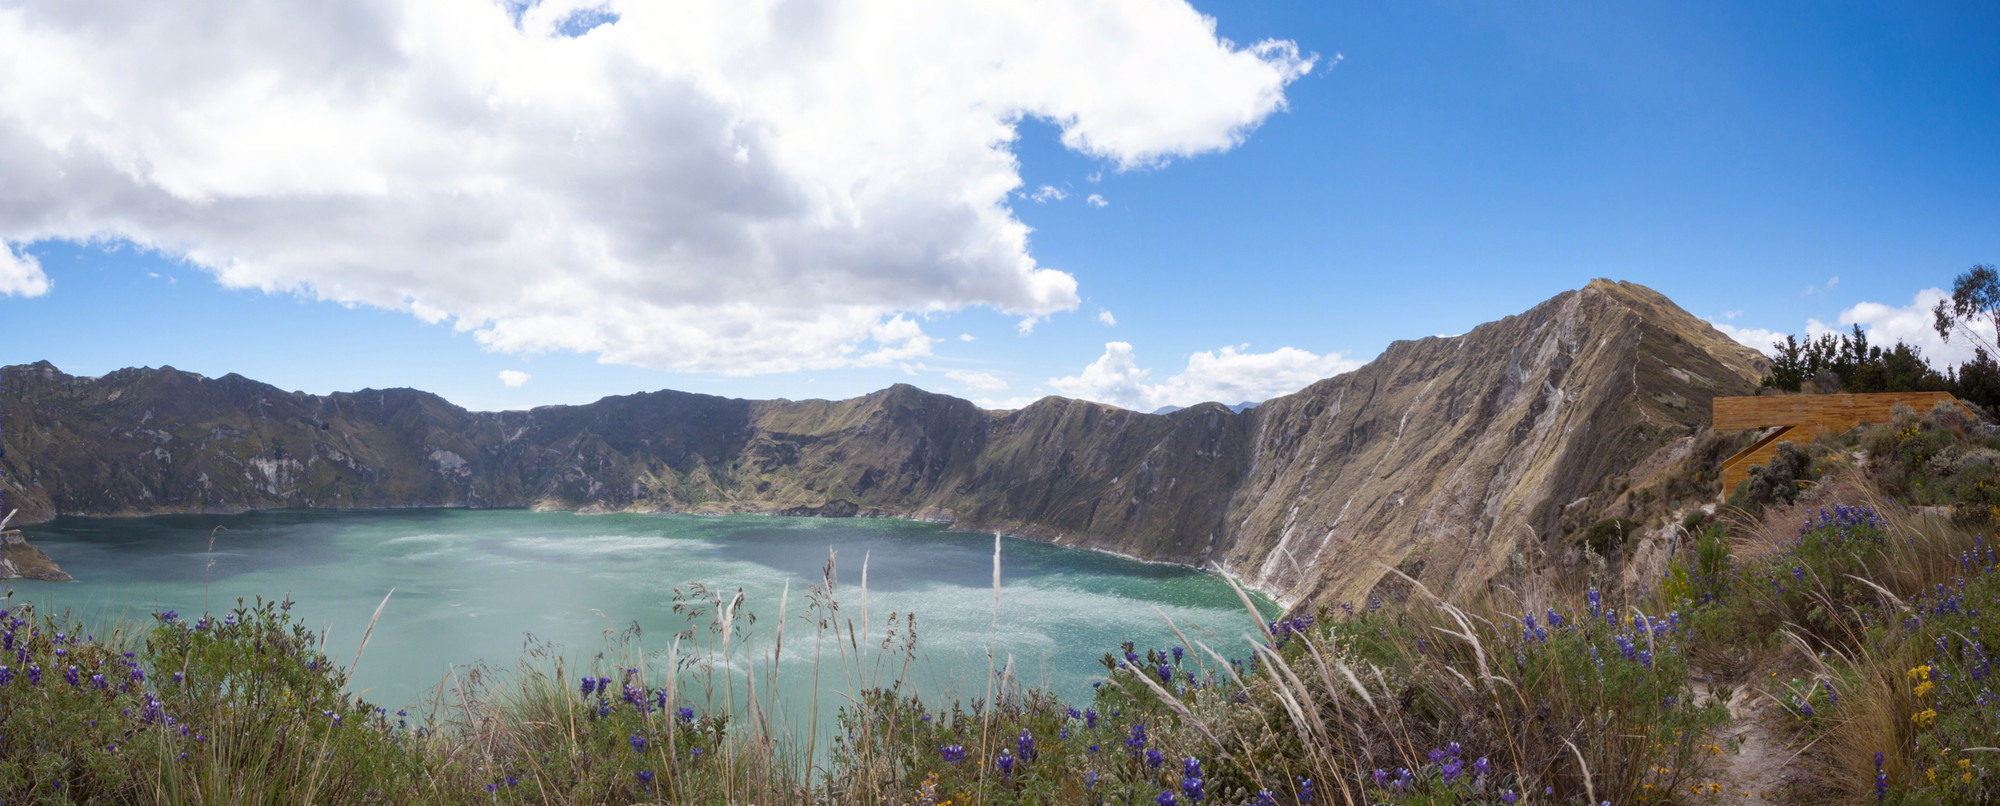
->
(1758, 265), (2000, 418)
(8, 381), (2000, 803)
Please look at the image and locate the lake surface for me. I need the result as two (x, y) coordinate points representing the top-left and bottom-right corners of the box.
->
(4, 509), (1278, 737)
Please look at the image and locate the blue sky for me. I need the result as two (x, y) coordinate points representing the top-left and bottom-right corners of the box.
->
(2, 1), (1996, 412)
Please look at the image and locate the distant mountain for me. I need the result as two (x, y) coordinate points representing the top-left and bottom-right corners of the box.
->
(1151, 401), (1259, 416)
(0, 280), (1766, 607)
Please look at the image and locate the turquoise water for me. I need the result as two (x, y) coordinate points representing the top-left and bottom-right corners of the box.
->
(4, 509), (1278, 736)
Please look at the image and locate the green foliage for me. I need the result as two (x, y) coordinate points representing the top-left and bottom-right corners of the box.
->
(1730, 441), (1817, 513)
(0, 596), (430, 803)
(1581, 518), (1639, 555)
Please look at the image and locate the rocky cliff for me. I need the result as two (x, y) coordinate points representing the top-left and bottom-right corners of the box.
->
(0, 280), (1766, 606)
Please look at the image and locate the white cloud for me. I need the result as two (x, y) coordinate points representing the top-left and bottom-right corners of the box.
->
(1708, 321), (1787, 355)
(498, 369), (531, 387)
(0, 239), (50, 297)
(946, 369), (1008, 391)
(0, 0), (1311, 374)
(1802, 275), (1842, 296)
(1029, 185), (1067, 203)
(1837, 287), (1993, 368)
(1710, 288), (1996, 368)
(973, 393), (1046, 410)
(1097, 308), (1116, 326)
(1048, 341), (1360, 411)
(958, 333), (976, 342)
(1086, 193), (1108, 207)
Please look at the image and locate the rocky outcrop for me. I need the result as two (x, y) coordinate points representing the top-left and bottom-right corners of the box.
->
(2, 529), (72, 581)
(0, 280), (1765, 607)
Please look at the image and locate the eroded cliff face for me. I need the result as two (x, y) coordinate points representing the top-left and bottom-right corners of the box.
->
(1213, 280), (1767, 605)
(0, 280), (1765, 607)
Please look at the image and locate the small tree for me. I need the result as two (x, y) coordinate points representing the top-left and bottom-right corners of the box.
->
(1933, 264), (2000, 355)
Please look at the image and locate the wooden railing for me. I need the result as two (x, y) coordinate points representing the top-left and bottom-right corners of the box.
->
(1714, 392), (1966, 495)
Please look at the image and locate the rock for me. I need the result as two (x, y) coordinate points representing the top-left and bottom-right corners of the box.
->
(0, 529), (73, 581)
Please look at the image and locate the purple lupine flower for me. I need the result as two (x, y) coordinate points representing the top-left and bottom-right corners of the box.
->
(677, 706), (696, 723)
(1587, 587), (1602, 618)
(0, 666), (10, 686)
(1502, 792), (1518, 804)
(1128, 723), (1147, 752)
(1474, 756), (1490, 777)
(1172, 646), (1184, 663)
(630, 733), (647, 752)
(940, 744), (964, 764)
(1156, 790), (1177, 806)
(581, 677), (597, 696)
(1182, 757), (1205, 802)
(1086, 707), (1098, 728)
(65, 665), (80, 686)
(1087, 771), (1099, 788)
(996, 750), (1015, 777)
(1875, 752), (1888, 803)
(636, 769), (654, 787)
(1299, 777), (1315, 804)
(1372, 769), (1388, 788)
(1018, 730), (1037, 760)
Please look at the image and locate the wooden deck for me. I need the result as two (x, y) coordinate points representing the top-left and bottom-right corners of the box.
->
(1714, 392), (1965, 494)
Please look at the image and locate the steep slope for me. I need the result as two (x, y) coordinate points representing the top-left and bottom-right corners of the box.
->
(0, 279), (1765, 607)
(1214, 279), (1767, 604)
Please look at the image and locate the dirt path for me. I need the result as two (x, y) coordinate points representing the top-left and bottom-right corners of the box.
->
(1691, 676), (1793, 803)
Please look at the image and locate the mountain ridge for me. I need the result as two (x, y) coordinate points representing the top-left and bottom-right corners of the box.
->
(0, 279), (1768, 607)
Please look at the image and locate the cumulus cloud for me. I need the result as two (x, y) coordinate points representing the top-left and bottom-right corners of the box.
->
(1710, 288), (1997, 368)
(1048, 341), (1360, 411)
(1834, 287), (1993, 368)
(946, 369), (1008, 391)
(958, 333), (976, 342)
(0, 239), (50, 297)
(498, 369), (532, 387)
(1029, 185), (1068, 203)
(973, 393), (1046, 410)
(1097, 309), (1116, 326)
(1708, 321), (1787, 355)
(0, 0), (1311, 374)
(1086, 193), (1108, 207)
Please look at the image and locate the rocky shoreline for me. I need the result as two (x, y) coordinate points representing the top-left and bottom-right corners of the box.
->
(1, 529), (72, 581)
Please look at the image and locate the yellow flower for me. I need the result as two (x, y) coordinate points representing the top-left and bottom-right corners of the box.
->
(1913, 708), (1938, 728)
(1927, 768), (1937, 782)
(1915, 680), (1937, 698)
(1909, 665), (1933, 682)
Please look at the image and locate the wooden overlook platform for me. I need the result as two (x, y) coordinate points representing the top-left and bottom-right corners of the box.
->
(1714, 392), (1967, 495)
